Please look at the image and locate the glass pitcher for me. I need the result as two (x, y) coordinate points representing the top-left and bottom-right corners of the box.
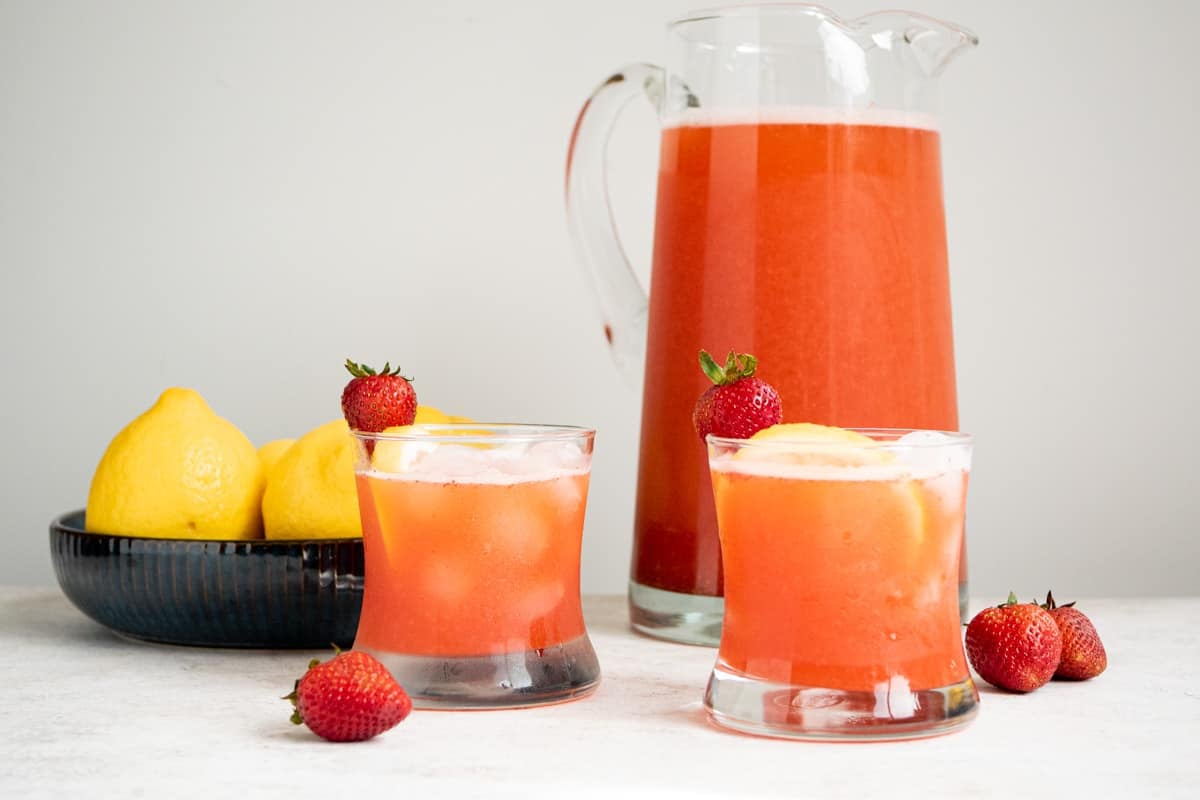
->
(565, 4), (977, 645)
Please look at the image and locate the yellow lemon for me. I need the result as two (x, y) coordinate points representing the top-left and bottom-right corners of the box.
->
(257, 438), (294, 475)
(413, 405), (476, 426)
(262, 419), (361, 539)
(413, 405), (451, 424)
(86, 387), (264, 540)
(748, 422), (876, 445)
(741, 422), (891, 466)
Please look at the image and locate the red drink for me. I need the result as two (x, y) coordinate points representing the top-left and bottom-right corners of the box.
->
(634, 112), (959, 598)
(355, 471), (589, 657)
(713, 457), (967, 692)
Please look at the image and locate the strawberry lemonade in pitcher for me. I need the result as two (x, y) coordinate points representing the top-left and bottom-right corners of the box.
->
(566, 4), (977, 643)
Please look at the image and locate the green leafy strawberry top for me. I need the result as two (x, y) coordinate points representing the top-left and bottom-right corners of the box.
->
(699, 350), (759, 387)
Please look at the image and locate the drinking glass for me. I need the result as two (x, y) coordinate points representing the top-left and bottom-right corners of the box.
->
(704, 429), (977, 740)
(351, 424), (600, 708)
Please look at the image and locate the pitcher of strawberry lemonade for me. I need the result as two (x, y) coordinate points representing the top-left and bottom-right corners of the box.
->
(565, 4), (977, 644)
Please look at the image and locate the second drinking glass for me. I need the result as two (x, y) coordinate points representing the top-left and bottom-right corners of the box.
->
(704, 428), (977, 740)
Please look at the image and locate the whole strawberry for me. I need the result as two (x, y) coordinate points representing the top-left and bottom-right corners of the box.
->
(965, 592), (1063, 693)
(341, 359), (417, 433)
(1043, 591), (1107, 681)
(693, 350), (782, 441)
(285, 649), (412, 742)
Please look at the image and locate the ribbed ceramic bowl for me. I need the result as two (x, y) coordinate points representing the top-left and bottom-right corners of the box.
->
(49, 510), (364, 648)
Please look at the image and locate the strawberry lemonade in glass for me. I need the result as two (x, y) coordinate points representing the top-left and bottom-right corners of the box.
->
(351, 424), (600, 708)
(704, 425), (977, 740)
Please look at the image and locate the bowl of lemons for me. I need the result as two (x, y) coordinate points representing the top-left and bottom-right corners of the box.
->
(50, 387), (387, 648)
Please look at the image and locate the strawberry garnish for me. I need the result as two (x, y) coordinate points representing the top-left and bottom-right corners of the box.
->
(692, 350), (782, 441)
(285, 649), (412, 742)
(341, 359), (417, 433)
(964, 592), (1063, 693)
(1042, 591), (1107, 681)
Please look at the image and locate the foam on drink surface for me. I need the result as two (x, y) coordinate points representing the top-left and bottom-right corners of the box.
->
(367, 440), (590, 485)
(664, 106), (940, 132)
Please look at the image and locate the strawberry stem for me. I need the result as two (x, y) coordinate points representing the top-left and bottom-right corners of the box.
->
(699, 350), (724, 384)
(1043, 590), (1075, 610)
(698, 349), (760, 386)
(345, 359), (412, 381)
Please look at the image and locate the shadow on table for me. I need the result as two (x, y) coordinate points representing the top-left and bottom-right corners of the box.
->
(974, 682), (1018, 697)
(0, 588), (116, 646)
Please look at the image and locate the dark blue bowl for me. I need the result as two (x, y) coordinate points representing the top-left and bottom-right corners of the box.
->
(49, 510), (364, 648)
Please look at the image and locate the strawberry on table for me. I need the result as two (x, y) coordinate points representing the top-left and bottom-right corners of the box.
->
(692, 350), (783, 441)
(341, 359), (417, 433)
(285, 649), (412, 742)
(1043, 591), (1108, 681)
(965, 592), (1063, 693)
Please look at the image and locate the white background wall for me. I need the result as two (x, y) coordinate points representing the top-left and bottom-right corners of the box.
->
(2, 1), (1197, 596)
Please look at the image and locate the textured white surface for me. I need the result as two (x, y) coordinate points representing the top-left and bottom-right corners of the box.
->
(2, 588), (1198, 799)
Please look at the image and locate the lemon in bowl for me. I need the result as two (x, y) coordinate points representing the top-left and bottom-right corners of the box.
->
(262, 419), (362, 540)
(86, 387), (264, 540)
(256, 438), (295, 474)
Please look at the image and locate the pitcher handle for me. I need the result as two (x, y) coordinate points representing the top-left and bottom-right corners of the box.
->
(565, 63), (665, 388)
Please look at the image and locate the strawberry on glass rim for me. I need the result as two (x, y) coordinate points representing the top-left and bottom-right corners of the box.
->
(341, 359), (418, 433)
(692, 350), (782, 441)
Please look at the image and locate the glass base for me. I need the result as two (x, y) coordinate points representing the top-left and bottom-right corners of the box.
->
(704, 662), (978, 741)
(629, 580), (723, 646)
(360, 634), (600, 709)
(629, 580), (970, 643)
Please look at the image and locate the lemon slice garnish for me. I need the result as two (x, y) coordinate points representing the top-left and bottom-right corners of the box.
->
(715, 422), (921, 546)
(737, 423), (892, 466)
(730, 424), (925, 546)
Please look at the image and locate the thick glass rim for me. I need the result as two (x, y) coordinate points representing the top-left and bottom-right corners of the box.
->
(668, 3), (979, 46)
(350, 423), (595, 444)
(707, 427), (972, 448)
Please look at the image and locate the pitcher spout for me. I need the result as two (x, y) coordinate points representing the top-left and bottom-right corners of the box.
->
(858, 10), (979, 77)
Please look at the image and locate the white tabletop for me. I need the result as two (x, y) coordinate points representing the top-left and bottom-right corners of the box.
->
(1, 587), (1197, 799)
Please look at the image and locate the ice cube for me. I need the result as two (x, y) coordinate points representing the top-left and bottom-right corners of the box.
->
(873, 675), (919, 719)
(529, 440), (588, 471)
(419, 444), (490, 478)
(894, 431), (971, 473)
(485, 501), (553, 562)
(492, 443), (542, 477)
(491, 440), (588, 479)
(421, 555), (473, 604)
(547, 473), (585, 517)
(372, 438), (437, 474)
(514, 579), (566, 622)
